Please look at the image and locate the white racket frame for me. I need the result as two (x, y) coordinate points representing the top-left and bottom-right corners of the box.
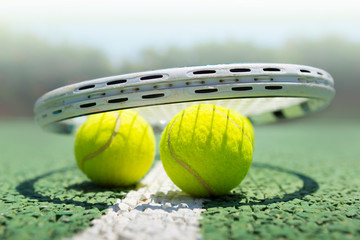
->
(34, 63), (335, 134)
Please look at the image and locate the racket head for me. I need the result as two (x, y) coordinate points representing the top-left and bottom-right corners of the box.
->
(34, 63), (335, 134)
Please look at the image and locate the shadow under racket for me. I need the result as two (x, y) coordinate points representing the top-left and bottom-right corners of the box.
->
(15, 162), (318, 210)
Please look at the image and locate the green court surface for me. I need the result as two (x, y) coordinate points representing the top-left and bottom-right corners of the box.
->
(0, 117), (359, 239)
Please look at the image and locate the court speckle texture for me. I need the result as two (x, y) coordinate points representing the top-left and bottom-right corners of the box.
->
(0, 117), (359, 239)
(0, 121), (129, 240)
(201, 118), (360, 240)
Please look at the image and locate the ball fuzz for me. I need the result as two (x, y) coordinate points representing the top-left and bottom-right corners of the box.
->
(74, 110), (155, 187)
(160, 104), (254, 197)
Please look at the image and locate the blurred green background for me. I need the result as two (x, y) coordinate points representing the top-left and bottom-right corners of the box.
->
(0, 1), (359, 119)
(1, 27), (359, 118)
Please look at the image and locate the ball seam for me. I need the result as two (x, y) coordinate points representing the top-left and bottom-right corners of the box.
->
(81, 111), (122, 169)
(167, 116), (215, 196)
(167, 105), (253, 196)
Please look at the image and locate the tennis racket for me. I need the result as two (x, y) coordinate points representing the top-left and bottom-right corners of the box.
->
(34, 63), (335, 134)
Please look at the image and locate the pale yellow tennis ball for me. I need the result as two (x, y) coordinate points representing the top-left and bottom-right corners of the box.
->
(160, 104), (254, 197)
(74, 110), (155, 187)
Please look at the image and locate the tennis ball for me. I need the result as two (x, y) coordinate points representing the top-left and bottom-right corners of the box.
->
(160, 104), (254, 197)
(74, 110), (155, 187)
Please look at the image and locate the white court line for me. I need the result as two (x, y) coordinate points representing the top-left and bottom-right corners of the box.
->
(73, 161), (205, 240)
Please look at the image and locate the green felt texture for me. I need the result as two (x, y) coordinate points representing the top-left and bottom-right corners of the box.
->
(74, 110), (155, 187)
(160, 104), (253, 197)
(200, 117), (360, 239)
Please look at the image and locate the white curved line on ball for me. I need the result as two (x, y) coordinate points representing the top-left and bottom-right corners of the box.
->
(81, 112), (122, 169)
(167, 116), (215, 196)
(167, 106), (253, 196)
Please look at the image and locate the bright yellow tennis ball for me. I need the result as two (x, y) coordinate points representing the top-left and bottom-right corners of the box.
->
(160, 104), (254, 197)
(74, 110), (155, 187)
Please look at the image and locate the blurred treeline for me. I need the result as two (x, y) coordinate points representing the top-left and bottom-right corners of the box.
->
(1, 26), (359, 117)
(0, 26), (114, 116)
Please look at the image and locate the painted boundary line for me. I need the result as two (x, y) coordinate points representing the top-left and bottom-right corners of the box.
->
(73, 161), (205, 240)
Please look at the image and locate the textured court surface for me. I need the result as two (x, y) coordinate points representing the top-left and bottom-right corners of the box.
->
(200, 118), (360, 239)
(73, 161), (204, 240)
(0, 117), (359, 239)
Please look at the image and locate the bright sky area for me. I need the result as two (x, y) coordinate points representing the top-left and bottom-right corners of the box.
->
(1, 0), (359, 63)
